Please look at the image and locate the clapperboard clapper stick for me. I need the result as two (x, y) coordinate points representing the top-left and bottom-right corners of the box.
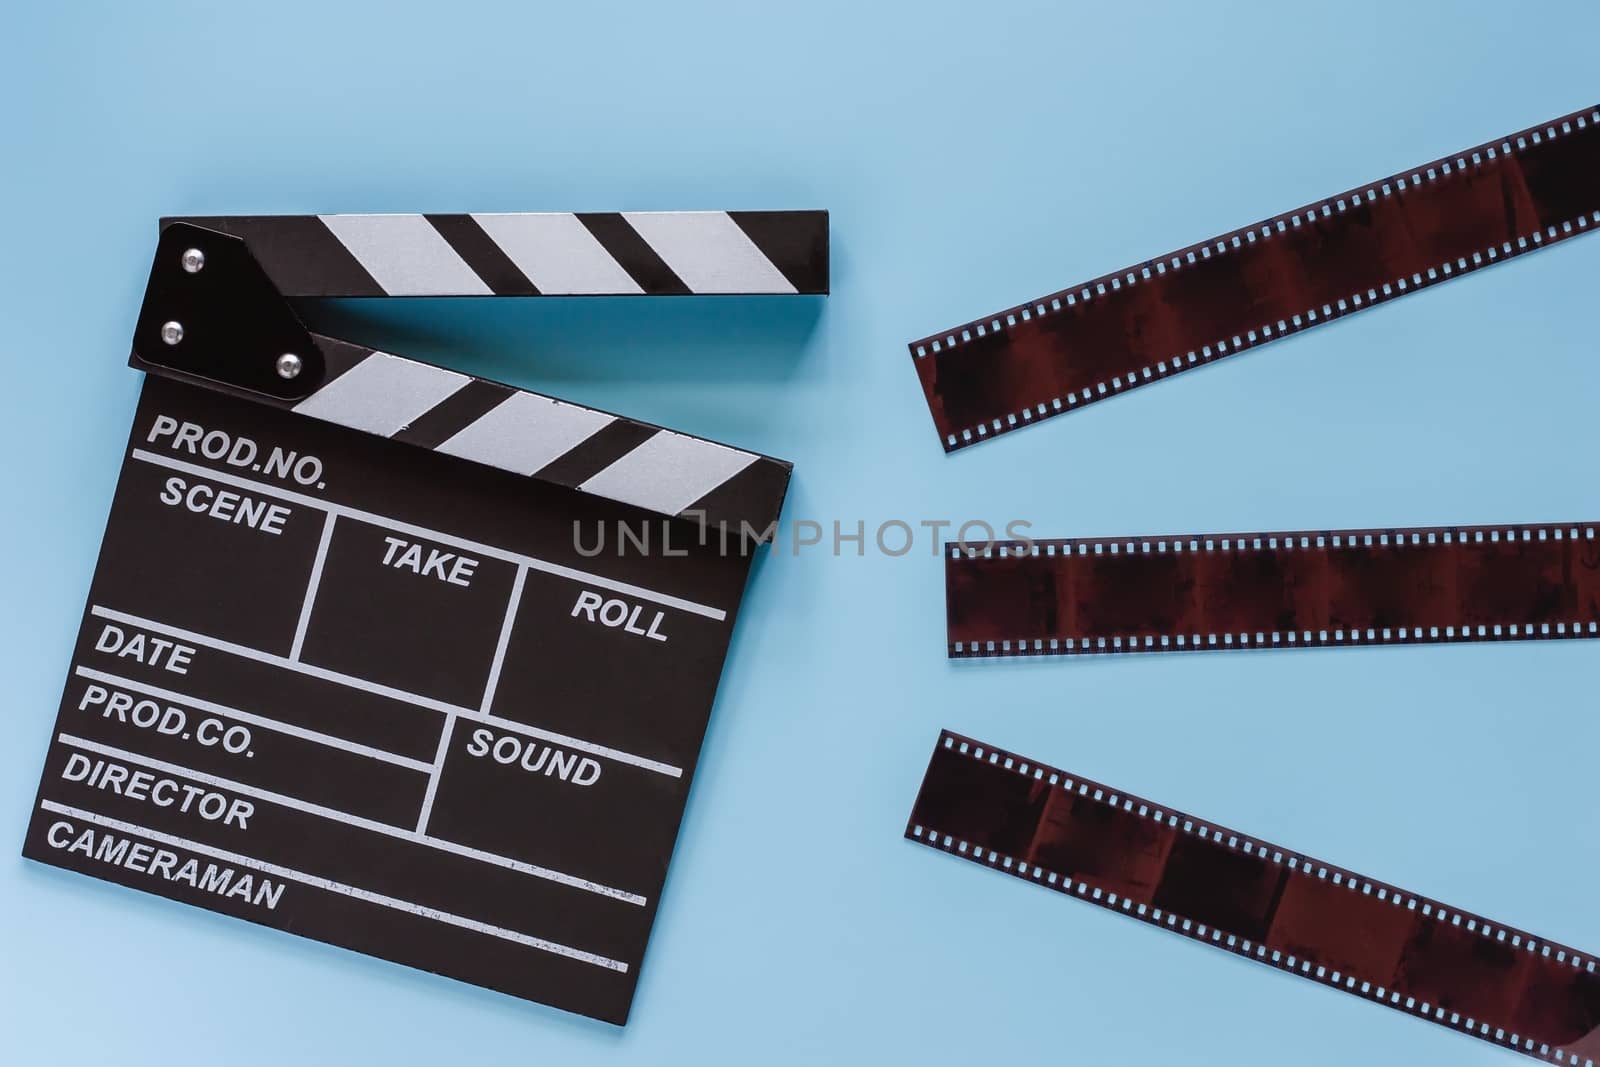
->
(909, 106), (1599, 452)
(947, 522), (1600, 659)
(909, 732), (1600, 1062)
(21, 211), (827, 1025)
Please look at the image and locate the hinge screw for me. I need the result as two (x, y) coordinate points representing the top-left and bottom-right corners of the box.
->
(276, 353), (303, 380)
(181, 248), (206, 273)
(160, 321), (184, 345)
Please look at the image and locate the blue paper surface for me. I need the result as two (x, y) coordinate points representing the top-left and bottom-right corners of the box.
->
(3, 2), (1598, 1063)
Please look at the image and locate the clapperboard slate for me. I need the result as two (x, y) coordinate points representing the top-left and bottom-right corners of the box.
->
(22, 211), (828, 1024)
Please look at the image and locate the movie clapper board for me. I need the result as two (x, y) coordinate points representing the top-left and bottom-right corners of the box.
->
(22, 211), (828, 1024)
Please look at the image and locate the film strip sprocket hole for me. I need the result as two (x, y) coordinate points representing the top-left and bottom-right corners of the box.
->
(909, 106), (1600, 451)
(946, 521), (1600, 658)
(908, 731), (1600, 1062)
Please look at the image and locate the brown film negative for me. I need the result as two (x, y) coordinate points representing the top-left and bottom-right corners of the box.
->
(909, 106), (1600, 452)
(908, 731), (1600, 1062)
(946, 520), (1600, 658)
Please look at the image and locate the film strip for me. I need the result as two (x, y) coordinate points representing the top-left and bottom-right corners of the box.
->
(909, 106), (1600, 451)
(168, 211), (829, 296)
(908, 731), (1600, 1062)
(946, 521), (1600, 658)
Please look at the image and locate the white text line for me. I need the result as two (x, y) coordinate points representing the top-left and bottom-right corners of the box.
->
(37, 799), (627, 971)
(131, 448), (726, 621)
(289, 512), (337, 661)
(73, 666), (432, 773)
(90, 605), (683, 779)
(57, 732), (646, 906)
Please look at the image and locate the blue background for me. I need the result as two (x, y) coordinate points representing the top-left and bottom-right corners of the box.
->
(3, 2), (1599, 1063)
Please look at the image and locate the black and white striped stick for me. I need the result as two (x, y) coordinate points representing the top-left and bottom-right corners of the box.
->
(164, 212), (829, 296)
(296, 336), (791, 536)
(133, 217), (806, 537)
